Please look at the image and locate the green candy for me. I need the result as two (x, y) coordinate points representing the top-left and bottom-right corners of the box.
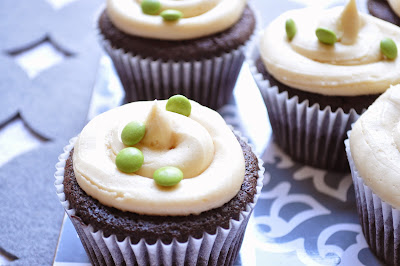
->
(166, 95), (191, 116)
(121, 121), (146, 146)
(285, 19), (297, 40)
(115, 148), (144, 173)
(141, 0), (161, 15)
(153, 166), (183, 187)
(160, 9), (183, 21)
(380, 37), (398, 60)
(315, 28), (337, 45)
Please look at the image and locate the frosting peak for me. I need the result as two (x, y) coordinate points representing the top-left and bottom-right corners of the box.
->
(337, 0), (360, 45)
(141, 101), (174, 150)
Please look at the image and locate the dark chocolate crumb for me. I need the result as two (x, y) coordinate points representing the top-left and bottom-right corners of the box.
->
(255, 58), (380, 113)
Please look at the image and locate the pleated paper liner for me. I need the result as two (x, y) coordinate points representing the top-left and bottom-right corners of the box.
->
(101, 41), (243, 110)
(97, 6), (260, 111)
(55, 132), (264, 266)
(346, 137), (400, 265)
(248, 38), (360, 172)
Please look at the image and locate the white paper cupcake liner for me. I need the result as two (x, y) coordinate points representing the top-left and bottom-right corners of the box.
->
(247, 38), (360, 171)
(345, 137), (400, 265)
(54, 133), (264, 266)
(99, 24), (258, 111)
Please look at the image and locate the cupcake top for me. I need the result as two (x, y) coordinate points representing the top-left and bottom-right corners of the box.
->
(350, 84), (400, 209)
(260, 0), (400, 96)
(106, 0), (247, 40)
(73, 98), (245, 216)
(388, 0), (400, 18)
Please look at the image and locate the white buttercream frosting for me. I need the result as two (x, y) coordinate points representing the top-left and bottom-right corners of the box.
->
(260, 0), (400, 96)
(350, 84), (400, 209)
(388, 0), (400, 18)
(106, 0), (247, 40)
(73, 100), (245, 216)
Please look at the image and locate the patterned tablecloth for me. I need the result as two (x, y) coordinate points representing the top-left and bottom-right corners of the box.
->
(0, 0), (385, 265)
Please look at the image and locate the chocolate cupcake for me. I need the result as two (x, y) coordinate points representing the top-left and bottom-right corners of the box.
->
(55, 97), (264, 265)
(249, 0), (400, 171)
(98, 0), (257, 110)
(346, 84), (400, 265)
(368, 0), (400, 26)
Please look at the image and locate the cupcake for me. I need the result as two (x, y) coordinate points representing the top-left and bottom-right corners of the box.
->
(346, 84), (400, 265)
(368, 0), (400, 26)
(55, 96), (264, 265)
(249, 0), (400, 171)
(98, 0), (256, 110)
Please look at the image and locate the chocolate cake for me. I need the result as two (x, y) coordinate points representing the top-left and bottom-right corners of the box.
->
(256, 58), (380, 113)
(63, 135), (259, 245)
(99, 7), (256, 61)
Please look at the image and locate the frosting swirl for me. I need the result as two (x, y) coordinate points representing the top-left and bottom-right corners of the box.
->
(260, 0), (400, 96)
(73, 100), (245, 216)
(388, 0), (400, 18)
(350, 84), (400, 209)
(106, 0), (247, 40)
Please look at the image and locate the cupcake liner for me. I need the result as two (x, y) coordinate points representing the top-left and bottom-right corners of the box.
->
(54, 133), (264, 266)
(247, 38), (360, 172)
(102, 39), (243, 110)
(345, 137), (400, 265)
(98, 10), (259, 110)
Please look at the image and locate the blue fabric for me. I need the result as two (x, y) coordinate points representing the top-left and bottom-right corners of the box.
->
(0, 0), (102, 264)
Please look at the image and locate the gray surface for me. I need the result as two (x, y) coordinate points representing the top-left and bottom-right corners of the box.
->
(0, 0), (53, 52)
(0, 0), (102, 265)
(0, 55), (28, 125)
(0, 141), (66, 266)
(49, 0), (103, 54)
(20, 52), (100, 140)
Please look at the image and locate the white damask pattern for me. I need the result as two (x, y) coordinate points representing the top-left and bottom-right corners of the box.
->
(251, 137), (377, 265)
(293, 168), (353, 202)
(256, 182), (330, 238)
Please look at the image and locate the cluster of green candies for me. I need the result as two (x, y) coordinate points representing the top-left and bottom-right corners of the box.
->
(285, 18), (398, 59)
(141, 0), (183, 21)
(115, 95), (192, 187)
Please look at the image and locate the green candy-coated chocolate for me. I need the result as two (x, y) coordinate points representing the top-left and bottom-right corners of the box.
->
(380, 38), (398, 60)
(121, 121), (146, 146)
(141, 0), (161, 15)
(153, 166), (183, 187)
(160, 9), (183, 21)
(166, 95), (191, 116)
(115, 148), (144, 173)
(285, 19), (296, 40)
(316, 28), (337, 45)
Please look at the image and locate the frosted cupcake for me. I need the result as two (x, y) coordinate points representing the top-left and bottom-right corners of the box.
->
(368, 0), (400, 26)
(55, 96), (263, 265)
(98, 0), (256, 110)
(346, 84), (400, 265)
(249, 0), (400, 171)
